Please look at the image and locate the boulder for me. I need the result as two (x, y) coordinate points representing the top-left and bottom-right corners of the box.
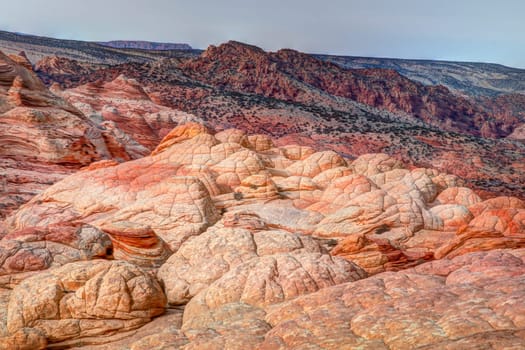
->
(3, 260), (166, 346)
(285, 151), (347, 178)
(158, 226), (323, 305)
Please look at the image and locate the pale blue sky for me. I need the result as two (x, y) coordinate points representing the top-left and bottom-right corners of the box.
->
(1, 0), (524, 68)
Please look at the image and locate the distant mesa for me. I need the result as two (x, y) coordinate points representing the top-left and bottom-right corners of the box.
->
(97, 40), (193, 51)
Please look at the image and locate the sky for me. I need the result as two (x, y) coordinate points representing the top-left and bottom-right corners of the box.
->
(1, 0), (525, 68)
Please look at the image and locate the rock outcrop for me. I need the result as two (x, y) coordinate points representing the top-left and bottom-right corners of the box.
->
(158, 225), (324, 305)
(4, 125), (525, 276)
(0, 260), (166, 348)
(0, 51), (192, 219)
(0, 51), (107, 218)
(2, 32), (525, 349)
(1, 123), (524, 349)
(54, 73), (204, 155)
(259, 249), (525, 349)
(183, 252), (366, 323)
(0, 224), (112, 288)
(1, 152), (220, 253)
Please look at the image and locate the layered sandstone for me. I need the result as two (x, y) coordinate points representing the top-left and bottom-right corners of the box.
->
(1, 123), (524, 349)
(0, 51), (105, 218)
(27, 42), (525, 201)
(54, 74), (204, 154)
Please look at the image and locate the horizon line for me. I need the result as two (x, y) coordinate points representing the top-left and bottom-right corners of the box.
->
(2, 28), (525, 70)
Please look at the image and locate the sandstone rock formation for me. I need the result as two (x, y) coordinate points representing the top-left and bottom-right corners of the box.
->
(4, 124), (524, 275)
(0, 260), (166, 349)
(0, 224), (112, 288)
(54, 74), (204, 155)
(259, 249), (525, 349)
(51, 249), (525, 349)
(0, 50), (199, 219)
(183, 253), (367, 323)
(0, 123), (524, 349)
(0, 51), (106, 218)
(2, 31), (525, 349)
(158, 225), (324, 305)
(99, 221), (171, 268)
(1, 157), (220, 253)
(13, 38), (524, 200)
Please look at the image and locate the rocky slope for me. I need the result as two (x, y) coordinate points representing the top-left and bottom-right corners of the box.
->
(0, 123), (524, 349)
(0, 50), (201, 219)
(317, 54), (525, 97)
(32, 40), (515, 138)
(52, 74), (203, 152)
(29, 43), (525, 200)
(34, 55), (106, 86)
(0, 50), (107, 218)
(182, 42), (505, 138)
(316, 55), (525, 137)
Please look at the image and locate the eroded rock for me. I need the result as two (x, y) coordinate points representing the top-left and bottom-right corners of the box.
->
(158, 226), (323, 305)
(3, 260), (166, 346)
(183, 253), (366, 324)
(259, 249), (525, 350)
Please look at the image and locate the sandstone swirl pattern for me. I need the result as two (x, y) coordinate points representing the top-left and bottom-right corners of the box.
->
(0, 122), (524, 348)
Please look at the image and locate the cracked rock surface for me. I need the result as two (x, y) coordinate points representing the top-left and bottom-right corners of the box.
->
(1, 122), (524, 349)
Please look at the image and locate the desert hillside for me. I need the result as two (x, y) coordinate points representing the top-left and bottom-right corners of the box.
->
(32, 40), (525, 200)
(0, 30), (524, 349)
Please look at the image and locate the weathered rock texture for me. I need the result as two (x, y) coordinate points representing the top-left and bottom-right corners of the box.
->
(45, 249), (525, 350)
(4, 124), (525, 274)
(0, 224), (113, 288)
(0, 124), (524, 349)
(0, 49), (209, 219)
(183, 253), (366, 323)
(53, 74), (203, 156)
(158, 225), (325, 305)
(15, 39), (525, 200)
(2, 32), (525, 349)
(259, 248), (525, 350)
(0, 260), (166, 348)
(0, 51), (105, 218)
